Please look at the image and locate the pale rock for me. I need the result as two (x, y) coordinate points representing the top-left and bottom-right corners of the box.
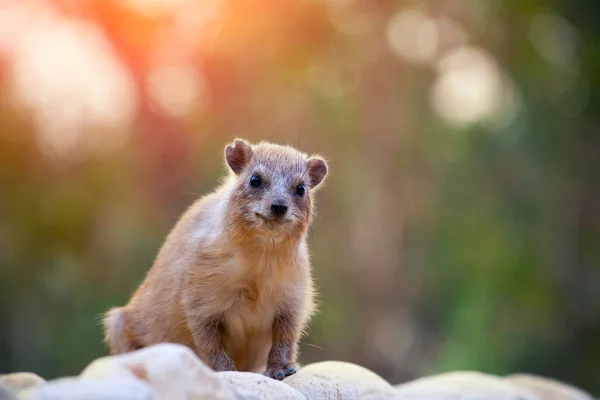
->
(505, 374), (595, 400)
(0, 373), (45, 393)
(218, 371), (303, 400)
(371, 386), (463, 400)
(395, 371), (540, 400)
(283, 370), (359, 399)
(358, 386), (411, 400)
(18, 377), (157, 400)
(80, 343), (241, 400)
(283, 361), (395, 399)
(0, 386), (18, 400)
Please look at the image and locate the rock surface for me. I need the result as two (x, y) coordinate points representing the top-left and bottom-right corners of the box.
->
(219, 372), (302, 400)
(3, 344), (596, 400)
(505, 374), (595, 400)
(284, 360), (396, 399)
(0, 385), (18, 400)
(395, 371), (540, 400)
(81, 343), (241, 400)
(18, 377), (157, 400)
(0, 373), (45, 394)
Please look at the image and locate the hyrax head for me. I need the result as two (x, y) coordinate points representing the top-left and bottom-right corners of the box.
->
(225, 139), (327, 237)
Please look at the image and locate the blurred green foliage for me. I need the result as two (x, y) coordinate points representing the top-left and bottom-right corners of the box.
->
(0, 0), (599, 395)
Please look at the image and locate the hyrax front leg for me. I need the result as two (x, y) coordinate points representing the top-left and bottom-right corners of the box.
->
(186, 315), (236, 372)
(264, 312), (301, 380)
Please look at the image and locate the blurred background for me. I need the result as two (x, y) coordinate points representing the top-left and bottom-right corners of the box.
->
(1, 0), (599, 394)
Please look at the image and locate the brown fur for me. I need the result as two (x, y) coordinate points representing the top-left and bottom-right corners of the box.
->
(102, 139), (328, 378)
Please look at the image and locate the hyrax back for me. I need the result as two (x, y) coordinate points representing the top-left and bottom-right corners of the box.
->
(103, 139), (328, 380)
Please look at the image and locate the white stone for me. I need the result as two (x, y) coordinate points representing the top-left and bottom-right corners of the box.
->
(218, 371), (304, 400)
(0, 372), (45, 393)
(395, 371), (540, 400)
(0, 386), (18, 400)
(18, 377), (156, 400)
(81, 343), (241, 400)
(505, 374), (595, 400)
(283, 361), (395, 399)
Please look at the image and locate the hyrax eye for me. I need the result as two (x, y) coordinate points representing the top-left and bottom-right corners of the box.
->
(296, 184), (306, 196)
(250, 175), (262, 187)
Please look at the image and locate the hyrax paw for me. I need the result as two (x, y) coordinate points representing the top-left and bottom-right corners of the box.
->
(264, 365), (297, 381)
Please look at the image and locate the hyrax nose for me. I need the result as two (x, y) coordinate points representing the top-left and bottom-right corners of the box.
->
(270, 202), (288, 217)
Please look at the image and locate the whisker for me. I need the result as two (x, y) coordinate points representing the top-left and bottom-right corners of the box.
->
(304, 343), (324, 350)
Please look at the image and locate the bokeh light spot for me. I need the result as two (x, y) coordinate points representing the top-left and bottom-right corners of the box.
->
(8, 9), (137, 160)
(430, 46), (517, 128)
(326, 0), (379, 36)
(386, 10), (439, 65)
(147, 64), (206, 117)
(529, 12), (577, 66)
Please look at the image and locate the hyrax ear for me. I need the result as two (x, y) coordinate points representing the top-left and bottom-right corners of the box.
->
(306, 157), (328, 188)
(225, 139), (253, 174)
